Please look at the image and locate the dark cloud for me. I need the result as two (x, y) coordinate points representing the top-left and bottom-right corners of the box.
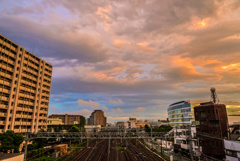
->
(1, 0), (240, 121)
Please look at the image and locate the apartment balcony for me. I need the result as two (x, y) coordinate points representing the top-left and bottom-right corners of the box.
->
(16, 107), (33, 112)
(15, 114), (32, 119)
(21, 73), (37, 81)
(3, 50), (16, 58)
(40, 110), (48, 115)
(14, 129), (28, 133)
(4, 43), (11, 48)
(38, 122), (47, 126)
(28, 62), (39, 71)
(10, 46), (17, 51)
(41, 93), (49, 97)
(0, 121), (6, 125)
(20, 80), (37, 88)
(2, 88), (10, 94)
(0, 113), (7, 117)
(1, 96), (9, 101)
(22, 67), (38, 77)
(18, 93), (35, 100)
(17, 100), (34, 106)
(0, 71), (12, 79)
(44, 76), (51, 82)
(0, 80), (11, 86)
(15, 122), (31, 125)
(19, 86), (36, 94)
(0, 56), (15, 65)
(0, 105), (7, 109)
(39, 116), (47, 120)
(1, 63), (13, 72)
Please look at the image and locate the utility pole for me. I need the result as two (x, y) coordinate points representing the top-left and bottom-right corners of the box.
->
(161, 138), (163, 154)
(188, 125), (194, 161)
(24, 130), (28, 161)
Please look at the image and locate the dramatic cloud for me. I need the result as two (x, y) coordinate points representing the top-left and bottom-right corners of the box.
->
(137, 107), (146, 112)
(101, 106), (108, 111)
(111, 108), (124, 114)
(1, 0), (240, 122)
(77, 99), (100, 109)
(109, 98), (124, 104)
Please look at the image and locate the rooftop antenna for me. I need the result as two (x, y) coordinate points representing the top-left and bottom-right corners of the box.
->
(210, 87), (219, 103)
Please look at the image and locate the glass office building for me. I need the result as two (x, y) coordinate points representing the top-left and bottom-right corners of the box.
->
(168, 100), (240, 126)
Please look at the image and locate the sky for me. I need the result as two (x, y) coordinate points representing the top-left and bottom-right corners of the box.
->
(0, 0), (240, 123)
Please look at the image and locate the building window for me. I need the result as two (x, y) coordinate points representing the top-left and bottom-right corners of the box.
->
(226, 150), (237, 157)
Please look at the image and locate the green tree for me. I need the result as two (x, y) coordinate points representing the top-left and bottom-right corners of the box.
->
(33, 138), (48, 149)
(0, 130), (24, 153)
(68, 125), (80, 132)
(79, 116), (86, 128)
(144, 124), (151, 132)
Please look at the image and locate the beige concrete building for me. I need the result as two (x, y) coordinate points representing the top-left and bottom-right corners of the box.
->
(48, 114), (83, 125)
(87, 110), (107, 127)
(47, 118), (64, 125)
(0, 34), (52, 133)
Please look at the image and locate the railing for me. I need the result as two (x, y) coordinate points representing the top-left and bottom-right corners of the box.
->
(1, 96), (9, 101)
(0, 71), (12, 79)
(16, 107), (33, 112)
(27, 132), (168, 140)
(0, 80), (11, 86)
(0, 113), (6, 117)
(0, 105), (7, 109)
(0, 121), (6, 124)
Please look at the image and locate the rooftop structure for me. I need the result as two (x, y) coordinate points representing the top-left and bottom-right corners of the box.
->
(0, 34), (52, 133)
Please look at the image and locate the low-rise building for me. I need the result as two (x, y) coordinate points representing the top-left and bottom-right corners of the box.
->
(171, 126), (200, 155)
(135, 121), (149, 128)
(47, 118), (64, 125)
(224, 140), (240, 161)
(116, 121), (135, 129)
(48, 114), (84, 125)
(84, 125), (101, 133)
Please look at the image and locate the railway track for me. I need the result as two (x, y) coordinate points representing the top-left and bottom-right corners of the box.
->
(127, 140), (165, 161)
(71, 139), (165, 161)
(127, 141), (147, 161)
(85, 139), (108, 161)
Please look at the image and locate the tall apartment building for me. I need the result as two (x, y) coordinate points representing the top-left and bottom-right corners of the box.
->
(0, 34), (52, 133)
(87, 110), (107, 127)
(48, 114), (84, 125)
